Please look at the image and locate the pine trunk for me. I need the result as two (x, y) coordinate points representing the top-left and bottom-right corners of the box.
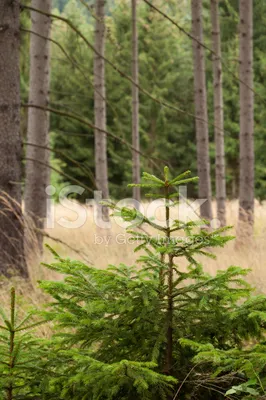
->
(94, 0), (109, 222)
(132, 0), (141, 204)
(25, 0), (51, 251)
(0, 0), (28, 278)
(191, 0), (213, 221)
(210, 0), (226, 227)
(238, 0), (254, 238)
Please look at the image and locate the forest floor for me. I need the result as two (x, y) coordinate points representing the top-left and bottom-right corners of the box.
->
(1, 199), (266, 336)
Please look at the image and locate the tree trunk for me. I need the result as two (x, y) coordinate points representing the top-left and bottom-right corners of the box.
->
(25, 0), (52, 251)
(237, 0), (254, 239)
(0, 0), (28, 278)
(191, 0), (213, 221)
(132, 0), (141, 204)
(210, 0), (226, 227)
(164, 185), (173, 376)
(94, 0), (109, 222)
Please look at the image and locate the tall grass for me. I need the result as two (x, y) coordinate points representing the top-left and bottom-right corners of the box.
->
(41, 199), (266, 290)
(1, 199), (266, 325)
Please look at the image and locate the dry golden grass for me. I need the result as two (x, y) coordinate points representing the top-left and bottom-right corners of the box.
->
(42, 199), (266, 287)
(1, 199), (266, 324)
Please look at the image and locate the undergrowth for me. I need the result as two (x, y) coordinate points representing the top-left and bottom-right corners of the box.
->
(1, 168), (266, 399)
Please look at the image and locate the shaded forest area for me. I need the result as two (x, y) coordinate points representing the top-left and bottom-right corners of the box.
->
(20, 0), (266, 200)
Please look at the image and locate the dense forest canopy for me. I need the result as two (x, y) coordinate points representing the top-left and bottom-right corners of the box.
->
(53, 0), (69, 11)
(19, 0), (266, 200)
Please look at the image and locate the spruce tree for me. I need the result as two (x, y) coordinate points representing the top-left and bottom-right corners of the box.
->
(1, 168), (266, 399)
(38, 167), (266, 399)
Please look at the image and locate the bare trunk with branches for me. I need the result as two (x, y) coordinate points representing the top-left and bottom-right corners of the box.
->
(210, 0), (226, 226)
(0, 0), (28, 277)
(94, 0), (109, 222)
(237, 0), (254, 239)
(191, 0), (213, 221)
(25, 0), (52, 250)
(132, 0), (141, 204)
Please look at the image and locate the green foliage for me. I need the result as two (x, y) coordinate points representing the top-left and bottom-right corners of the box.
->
(181, 339), (266, 399)
(42, 0), (266, 200)
(181, 293), (266, 398)
(36, 168), (266, 399)
(0, 288), (46, 400)
(53, 0), (69, 12)
(3, 169), (266, 398)
(49, 0), (196, 200)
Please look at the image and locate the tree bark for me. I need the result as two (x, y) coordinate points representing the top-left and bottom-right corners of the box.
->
(132, 0), (141, 204)
(237, 0), (254, 238)
(94, 0), (109, 222)
(0, 0), (28, 277)
(25, 0), (52, 251)
(191, 0), (213, 221)
(210, 0), (226, 227)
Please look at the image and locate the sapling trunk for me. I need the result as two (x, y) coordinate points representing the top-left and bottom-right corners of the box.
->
(164, 182), (173, 375)
(159, 253), (165, 299)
